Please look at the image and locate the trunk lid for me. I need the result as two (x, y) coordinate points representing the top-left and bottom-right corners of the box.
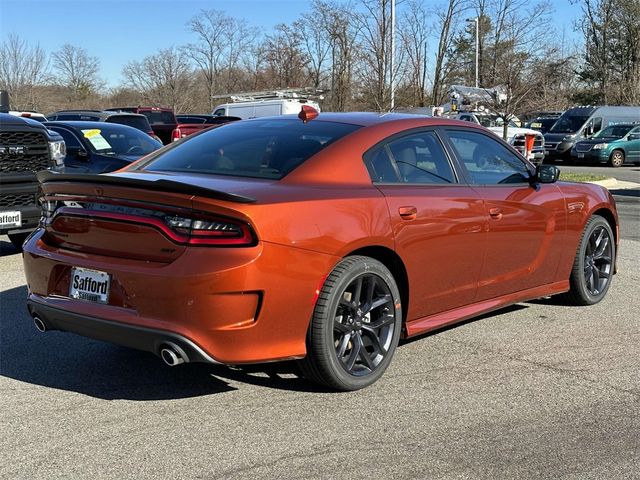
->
(38, 171), (262, 262)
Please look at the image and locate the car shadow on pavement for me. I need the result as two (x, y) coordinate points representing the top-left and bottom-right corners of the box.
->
(0, 285), (327, 398)
(0, 239), (19, 257)
(399, 304), (528, 347)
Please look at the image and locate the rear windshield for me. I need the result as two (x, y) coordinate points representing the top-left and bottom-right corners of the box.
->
(107, 115), (150, 132)
(55, 114), (101, 121)
(140, 119), (361, 179)
(140, 110), (176, 125)
(176, 115), (207, 124)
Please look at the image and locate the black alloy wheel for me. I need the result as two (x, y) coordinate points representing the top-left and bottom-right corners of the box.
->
(300, 256), (402, 391)
(333, 272), (395, 376)
(564, 216), (615, 305)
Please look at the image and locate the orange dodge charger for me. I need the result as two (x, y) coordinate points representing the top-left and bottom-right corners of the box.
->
(23, 111), (618, 390)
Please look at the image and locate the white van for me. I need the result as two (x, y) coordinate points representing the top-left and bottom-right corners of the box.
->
(212, 98), (321, 119)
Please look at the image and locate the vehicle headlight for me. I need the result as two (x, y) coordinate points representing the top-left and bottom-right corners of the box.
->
(562, 135), (575, 141)
(48, 140), (66, 166)
(592, 143), (608, 150)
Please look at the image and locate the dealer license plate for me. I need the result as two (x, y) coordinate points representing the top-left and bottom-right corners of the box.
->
(69, 267), (110, 304)
(0, 210), (21, 229)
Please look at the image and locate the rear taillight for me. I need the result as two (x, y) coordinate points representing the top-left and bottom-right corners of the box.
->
(164, 215), (254, 245)
(172, 128), (181, 142)
(40, 196), (256, 247)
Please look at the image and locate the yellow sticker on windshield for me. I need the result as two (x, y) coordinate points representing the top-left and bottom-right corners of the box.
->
(82, 129), (101, 138)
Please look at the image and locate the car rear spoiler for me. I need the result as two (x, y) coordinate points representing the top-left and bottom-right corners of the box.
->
(37, 171), (256, 204)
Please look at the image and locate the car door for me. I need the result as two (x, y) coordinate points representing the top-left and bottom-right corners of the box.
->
(442, 128), (567, 301)
(625, 126), (640, 161)
(364, 129), (486, 321)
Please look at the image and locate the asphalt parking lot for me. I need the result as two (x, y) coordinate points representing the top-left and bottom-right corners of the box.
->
(1, 167), (638, 479)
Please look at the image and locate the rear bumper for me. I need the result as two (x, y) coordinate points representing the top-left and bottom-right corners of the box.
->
(27, 299), (219, 364)
(22, 229), (339, 364)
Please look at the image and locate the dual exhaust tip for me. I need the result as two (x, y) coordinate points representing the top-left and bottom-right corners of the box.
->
(31, 313), (187, 367)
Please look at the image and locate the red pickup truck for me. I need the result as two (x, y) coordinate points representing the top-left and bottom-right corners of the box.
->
(171, 114), (241, 142)
(105, 106), (178, 145)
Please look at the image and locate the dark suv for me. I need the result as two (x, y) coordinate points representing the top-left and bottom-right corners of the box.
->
(1, 92), (65, 249)
(105, 107), (177, 144)
(47, 110), (159, 141)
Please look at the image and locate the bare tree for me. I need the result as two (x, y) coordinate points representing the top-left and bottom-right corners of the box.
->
(356, 0), (404, 111)
(263, 23), (310, 88)
(575, 0), (640, 104)
(431, 0), (467, 106)
(296, 12), (332, 89)
(0, 34), (49, 110)
(401, 0), (430, 106)
(122, 47), (194, 112)
(51, 44), (102, 102)
(185, 10), (259, 109)
(313, 0), (358, 111)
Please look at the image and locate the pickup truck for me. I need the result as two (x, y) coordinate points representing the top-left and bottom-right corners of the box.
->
(0, 91), (65, 249)
(105, 106), (177, 145)
(171, 115), (241, 142)
(454, 112), (547, 165)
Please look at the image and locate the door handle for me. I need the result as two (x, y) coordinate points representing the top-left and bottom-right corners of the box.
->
(399, 206), (417, 221)
(489, 207), (503, 220)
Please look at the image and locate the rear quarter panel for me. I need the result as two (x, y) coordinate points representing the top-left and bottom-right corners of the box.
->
(554, 181), (619, 281)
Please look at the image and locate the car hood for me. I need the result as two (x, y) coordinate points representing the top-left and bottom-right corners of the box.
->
(544, 133), (575, 142)
(575, 137), (622, 146)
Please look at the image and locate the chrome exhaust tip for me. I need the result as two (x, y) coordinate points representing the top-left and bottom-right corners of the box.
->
(160, 347), (185, 366)
(33, 316), (46, 333)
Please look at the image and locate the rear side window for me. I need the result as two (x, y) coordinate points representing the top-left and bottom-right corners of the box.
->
(107, 115), (150, 132)
(140, 119), (361, 179)
(446, 129), (530, 185)
(365, 131), (455, 184)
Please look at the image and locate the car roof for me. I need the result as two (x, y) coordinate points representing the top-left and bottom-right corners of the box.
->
(243, 112), (478, 128)
(44, 120), (140, 130)
(51, 110), (146, 118)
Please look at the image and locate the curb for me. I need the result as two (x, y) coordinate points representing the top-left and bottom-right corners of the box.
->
(588, 177), (618, 189)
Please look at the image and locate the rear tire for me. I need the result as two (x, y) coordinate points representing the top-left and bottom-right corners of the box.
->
(8, 232), (30, 250)
(609, 150), (625, 167)
(299, 256), (402, 391)
(562, 216), (615, 305)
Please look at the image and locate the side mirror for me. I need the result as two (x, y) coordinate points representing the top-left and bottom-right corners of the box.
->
(628, 133), (640, 141)
(67, 146), (88, 159)
(534, 164), (560, 184)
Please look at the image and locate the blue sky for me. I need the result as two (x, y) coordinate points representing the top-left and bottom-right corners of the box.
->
(0, 0), (582, 87)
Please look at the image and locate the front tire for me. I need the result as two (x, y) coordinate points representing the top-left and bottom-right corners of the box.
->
(300, 256), (402, 391)
(563, 216), (615, 305)
(609, 150), (625, 167)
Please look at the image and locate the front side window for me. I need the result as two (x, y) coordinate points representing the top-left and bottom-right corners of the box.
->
(446, 129), (530, 185)
(365, 131), (455, 184)
(139, 119), (361, 179)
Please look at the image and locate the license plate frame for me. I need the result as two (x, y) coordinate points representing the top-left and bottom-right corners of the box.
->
(0, 210), (21, 229)
(69, 267), (111, 304)
(577, 152), (585, 158)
